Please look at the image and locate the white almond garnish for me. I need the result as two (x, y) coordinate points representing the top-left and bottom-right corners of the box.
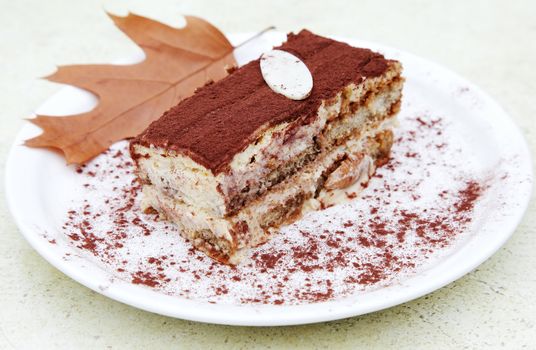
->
(260, 49), (313, 100)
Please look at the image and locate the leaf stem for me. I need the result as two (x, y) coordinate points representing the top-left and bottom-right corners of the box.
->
(235, 26), (277, 49)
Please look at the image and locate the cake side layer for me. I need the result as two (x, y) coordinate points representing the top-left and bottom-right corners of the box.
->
(141, 125), (395, 264)
(131, 30), (391, 173)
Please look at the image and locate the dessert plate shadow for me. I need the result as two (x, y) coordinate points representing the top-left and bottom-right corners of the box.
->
(5, 32), (533, 326)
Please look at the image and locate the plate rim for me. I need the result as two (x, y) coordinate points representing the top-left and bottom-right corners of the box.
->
(5, 32), (534, 326)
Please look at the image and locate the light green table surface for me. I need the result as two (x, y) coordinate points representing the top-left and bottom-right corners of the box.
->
(1, 0), (535, 348)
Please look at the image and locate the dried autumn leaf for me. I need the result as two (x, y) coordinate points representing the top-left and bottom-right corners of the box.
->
(25, 13), (236, 164)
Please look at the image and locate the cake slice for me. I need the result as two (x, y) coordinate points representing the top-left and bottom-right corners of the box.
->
(130, 30), (404, 264)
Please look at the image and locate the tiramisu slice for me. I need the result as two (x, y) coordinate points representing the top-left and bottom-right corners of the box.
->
(130, 30), (404, 264)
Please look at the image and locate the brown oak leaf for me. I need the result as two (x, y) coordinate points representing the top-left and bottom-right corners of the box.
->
(25, 13), (236, 164)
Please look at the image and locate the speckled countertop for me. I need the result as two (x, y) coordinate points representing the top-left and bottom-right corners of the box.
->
(1, 0), (535, 348)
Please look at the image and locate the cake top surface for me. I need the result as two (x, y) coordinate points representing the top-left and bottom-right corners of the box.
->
(132, 30), (390, 173)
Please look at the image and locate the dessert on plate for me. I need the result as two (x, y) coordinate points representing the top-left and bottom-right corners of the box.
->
(130, 30), (404, 264)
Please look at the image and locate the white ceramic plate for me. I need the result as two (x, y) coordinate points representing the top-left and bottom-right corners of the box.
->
(5, 32), (533, 326)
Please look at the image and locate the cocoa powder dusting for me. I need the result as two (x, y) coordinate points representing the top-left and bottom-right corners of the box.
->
(60, 115), (498, 305)
(131, 30), (389, 173)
